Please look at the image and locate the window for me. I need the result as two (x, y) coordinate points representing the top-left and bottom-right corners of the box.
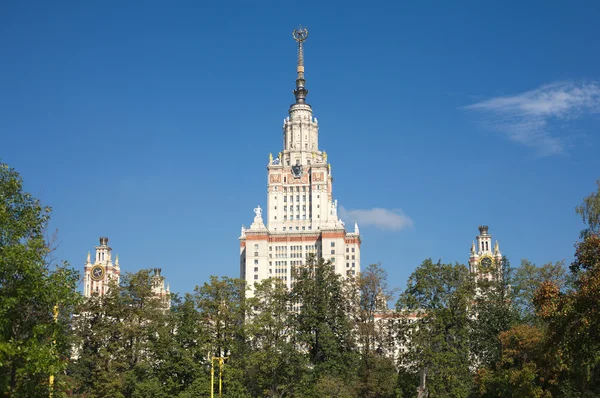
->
(346, 248), (349, 253)
(254, 267), (258, 272)
(274, 216), (277, 220)
(254, 244), (259, 250)
(274, 206), (277, 210)
(254, 275), (259, 280)
(254, 252), (258, 256)
(254, 259), (259, 265)
(284, 196), (287, 202)
(352, 263), (355, 267)
(302, 195), (306, 201)
(296, 195), (300, 202)
(352, 248), (355, 253)
(346, 263), (350, 267)
(330, 242), (335, 247)
(283, 227), (286, 231)
(331, 250), (335, 254)
(352, 255), (355, 260)
(346, 255), (349, 260)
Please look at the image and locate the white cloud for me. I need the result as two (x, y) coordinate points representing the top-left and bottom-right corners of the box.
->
(464, 81), (600, 155)
(339, 206), (413, 231)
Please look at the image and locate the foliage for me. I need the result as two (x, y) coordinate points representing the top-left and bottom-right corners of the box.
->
(396, 259), (474, 397)
(5, 161), (600, 397)
(469, 256), (519, 368)
(0, 162), (81, 398)
(533, 234), (600, 396)
(576, 179), (600, 238)
(291, 255), (357, 379)
(512, 259), (570, 323)
(351, 263), (397, 398)
(243, 278), (305, 397)
(473, 324), (550, 397)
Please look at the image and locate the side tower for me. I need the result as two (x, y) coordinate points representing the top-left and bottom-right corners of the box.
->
(151, 268), (171, 309)
(469, 226), (502, 281)
(239, 27), (361, 296)
(83, 237), (121, 297)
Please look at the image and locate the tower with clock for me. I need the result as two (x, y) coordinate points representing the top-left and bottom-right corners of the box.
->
(83, 236), (121, 297)
(469, 225), (502, 282)
(239, 27), (361, 296)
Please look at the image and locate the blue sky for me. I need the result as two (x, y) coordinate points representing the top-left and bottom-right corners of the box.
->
(2, 1), (599, 296)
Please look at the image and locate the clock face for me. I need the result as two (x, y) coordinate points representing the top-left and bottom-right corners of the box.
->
(91, 265), (105, 281)
(480, 257), (493, 270)
(291, 164), (303, 178)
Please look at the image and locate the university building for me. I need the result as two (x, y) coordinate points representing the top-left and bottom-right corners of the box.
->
(83, 236), (170, 306)
(239, 28), (360, 294)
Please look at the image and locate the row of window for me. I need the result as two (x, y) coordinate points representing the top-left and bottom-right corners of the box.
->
(253, 245), (352, 254)
(272, 184), (325, 191)
(284, 186), (309, 193)
(276, 194), (321, 202)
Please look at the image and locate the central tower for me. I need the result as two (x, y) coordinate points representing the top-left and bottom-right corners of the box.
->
(240, 28), (361, 294)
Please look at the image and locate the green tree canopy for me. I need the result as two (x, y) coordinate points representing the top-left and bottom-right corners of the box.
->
(0, 162), (81, 397)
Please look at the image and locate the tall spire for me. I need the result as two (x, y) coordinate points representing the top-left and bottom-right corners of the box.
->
(292, 26), (309, 104)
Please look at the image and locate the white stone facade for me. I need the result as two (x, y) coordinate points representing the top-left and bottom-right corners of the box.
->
(83, 237), (170, 306)
(83, 237), (120, 297)
(468, 225), (502, 282)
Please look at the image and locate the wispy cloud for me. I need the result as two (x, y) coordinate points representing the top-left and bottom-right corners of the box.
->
(464, 81), (600, 155)
(339, 206), (413, 231)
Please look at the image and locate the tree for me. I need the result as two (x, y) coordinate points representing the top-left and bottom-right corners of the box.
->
(150, 293), (210, 397)
(351, 263), (397, 398)
(534, 235), (600, 396)
(291, 255), (357, 390)
(243, 278), (305, 397)
(512, 259), (570, 323)
(469, 256), (519, 368)
(576, 179), (600, 238)
(194, 276), (248, 397)
(395, 259), (474, 397)
(68, 269), (169, 397)
(473, 324), (550, 397)
(0, 162), (81, 398)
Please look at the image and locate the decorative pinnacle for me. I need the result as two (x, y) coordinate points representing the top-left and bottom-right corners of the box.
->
(292, 26), (309, 104)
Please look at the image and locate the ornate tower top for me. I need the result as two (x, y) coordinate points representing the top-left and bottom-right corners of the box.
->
(99, 236), (109, 246)
(292, 26), (309, 105)
(478, 225), (489, 235)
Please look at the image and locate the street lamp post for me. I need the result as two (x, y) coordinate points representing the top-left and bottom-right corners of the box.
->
(49, 304), (58, 398)
(210, 353), (229, 398)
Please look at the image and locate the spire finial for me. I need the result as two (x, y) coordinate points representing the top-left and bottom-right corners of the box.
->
(292, 26), (309, 104)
